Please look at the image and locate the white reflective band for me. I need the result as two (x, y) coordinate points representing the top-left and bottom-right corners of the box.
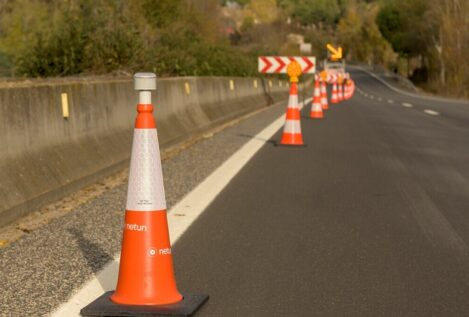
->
(311, 102), (322, 111)
(284, 119), (302, 134)
(288, 95), (299, 108)
(126, 129), (167, 211)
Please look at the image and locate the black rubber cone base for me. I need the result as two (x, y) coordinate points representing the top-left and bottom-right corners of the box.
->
(80, 291), (209, 317)
(274, 142), (307, 147)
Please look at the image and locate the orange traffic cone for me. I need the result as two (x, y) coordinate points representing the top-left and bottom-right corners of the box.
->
(338, 84), (344, 102)
(343, 81), (349, 100)
(81, 73), (208, 317)
(279, 82), (304, 146)
(310, 79), (324, 119)
(320, 80), (329, 110)
(346, 81), (353, 99)
(350, 80), (356, 97)
(331, 83), (339, 104)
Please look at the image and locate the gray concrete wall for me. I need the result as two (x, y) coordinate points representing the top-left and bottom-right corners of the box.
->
(0, 76), (296, 227)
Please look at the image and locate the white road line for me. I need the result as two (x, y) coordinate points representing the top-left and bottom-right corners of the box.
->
(369, 95), (374, 99)
(387, 99), (394, 104)
(402, 102), (413, 108)
(377, 97), (382, 101)
(352, 65), (468, 105)
(424, 109), (440, 116)
(50, 98), (312, 317)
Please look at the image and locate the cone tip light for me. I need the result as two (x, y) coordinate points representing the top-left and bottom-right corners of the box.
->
(134, 72), (157, 91)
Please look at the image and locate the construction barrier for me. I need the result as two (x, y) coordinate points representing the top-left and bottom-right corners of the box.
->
(0, 76), (294, 227)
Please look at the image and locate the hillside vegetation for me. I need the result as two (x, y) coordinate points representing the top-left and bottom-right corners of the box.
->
(0, 0), (467, 98)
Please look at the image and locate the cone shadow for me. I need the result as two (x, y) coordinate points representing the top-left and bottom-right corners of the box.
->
(236, 133), (277, 145)
(302, 115), (326, 120)
(273, 142), (307, 148)
(69, 228), (118, 291)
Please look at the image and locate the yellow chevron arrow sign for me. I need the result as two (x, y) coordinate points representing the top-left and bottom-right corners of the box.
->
(326, 44), (342, 60)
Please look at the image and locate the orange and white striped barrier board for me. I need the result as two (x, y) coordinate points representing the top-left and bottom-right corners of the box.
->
(258, 56), (316, 74)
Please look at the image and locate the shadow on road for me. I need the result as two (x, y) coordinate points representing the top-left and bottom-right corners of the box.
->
(235, 133), (277, 145)
(68, 228), (118, 291)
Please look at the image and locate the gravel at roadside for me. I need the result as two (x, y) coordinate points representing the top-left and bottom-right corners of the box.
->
(0, 98), (292, 316)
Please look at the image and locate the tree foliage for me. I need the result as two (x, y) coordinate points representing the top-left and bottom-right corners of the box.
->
(0, 0), (256, 77)
(376, 0), (468, 97)
(0, 0), (466, 97)
(376, 0), (431, 57)
(142, 0), (183, 29)
(244, 0), (279, 24)
(279, 0), (341, 26)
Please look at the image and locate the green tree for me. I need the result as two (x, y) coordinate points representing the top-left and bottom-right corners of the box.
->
(280, 0), (341, 26)
(142, 0), (183, 29)
(244, 0), (279, 23)
(376, 0), (431, 57)
(337, 2), (395, 66)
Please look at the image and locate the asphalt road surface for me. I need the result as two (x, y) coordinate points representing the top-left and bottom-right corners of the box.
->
(174, 69), (469, 316)
(2, 68), (469, 317)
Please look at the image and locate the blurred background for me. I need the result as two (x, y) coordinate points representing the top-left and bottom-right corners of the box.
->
(0, 0), (467, 98)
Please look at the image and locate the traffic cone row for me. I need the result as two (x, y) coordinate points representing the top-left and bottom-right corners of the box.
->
(81, 69), (354, 317)
(278, 73), (356, 146)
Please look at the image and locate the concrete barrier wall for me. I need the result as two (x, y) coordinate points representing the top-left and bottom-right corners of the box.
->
(0, 76), (294, 227)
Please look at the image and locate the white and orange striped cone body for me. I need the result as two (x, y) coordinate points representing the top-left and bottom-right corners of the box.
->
(330, 83), (339, 104)
(111, 73), (183, 306)
(310, 79), (324, 119)
(320, 80), (329, 110)
(280, 82), (304, 146)
(344, 81), (350, 100)
(337, 83), (344, 102)
(350, 80), (356, 97)
(347, 80), (354, 99)
(348, 82), (353, 99)
(81, 73), (208, 317)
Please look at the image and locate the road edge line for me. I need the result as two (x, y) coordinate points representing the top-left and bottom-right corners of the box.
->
(50, 98), (311, 317)
(350, 66), (468, 105)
